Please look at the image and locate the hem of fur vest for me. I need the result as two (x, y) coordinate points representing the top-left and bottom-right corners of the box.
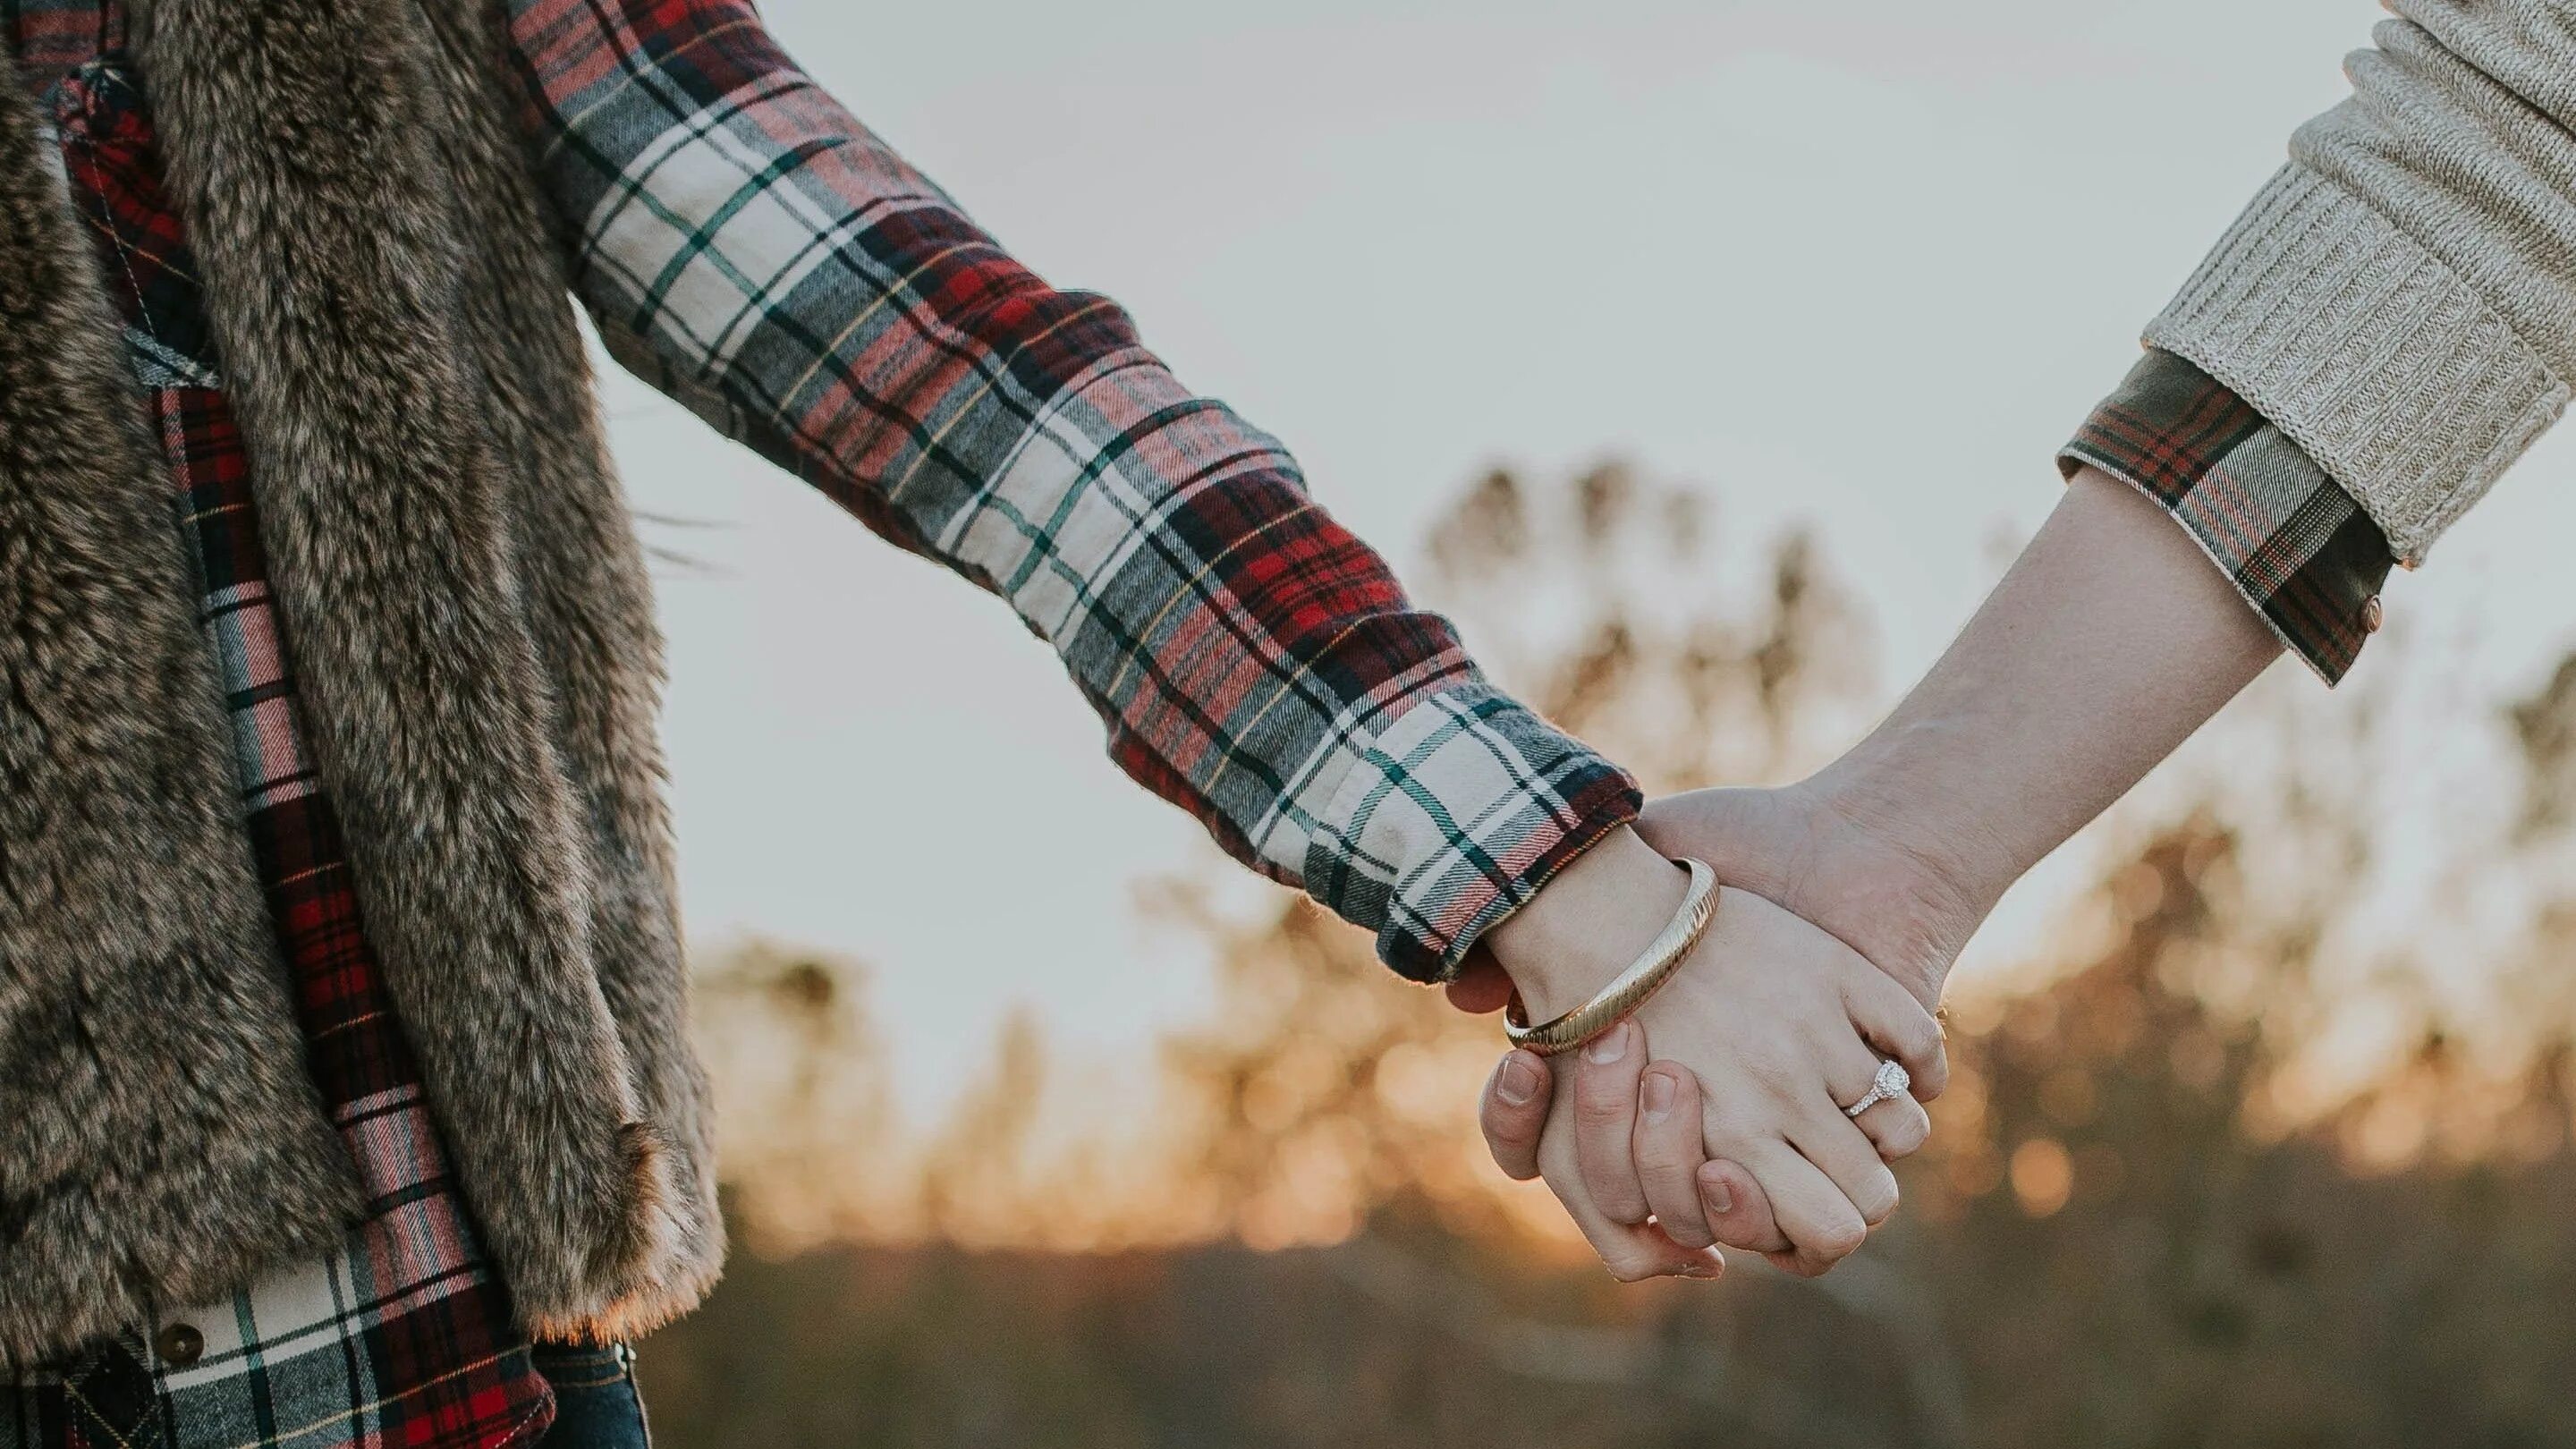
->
(0, 1114), (364, 1364)
(506, 1121), (727, 1345)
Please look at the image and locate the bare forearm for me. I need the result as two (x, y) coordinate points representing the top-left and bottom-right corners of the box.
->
(1487, 468), (2283, 1021)
(1812, 467), (2282, 925)
(1486, 470), (2311, 1275)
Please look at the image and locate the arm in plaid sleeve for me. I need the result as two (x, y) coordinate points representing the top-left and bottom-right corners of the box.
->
(2061, 350), (2395, 685)
(501, 0), (1638, 979)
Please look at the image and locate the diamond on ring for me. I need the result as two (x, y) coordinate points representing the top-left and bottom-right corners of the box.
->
(1843, 1058), (1912, 1118)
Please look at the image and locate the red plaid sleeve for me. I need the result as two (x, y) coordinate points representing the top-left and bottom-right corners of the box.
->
(501, 0), (1639, 979)
(2061, 350), (2396, 684)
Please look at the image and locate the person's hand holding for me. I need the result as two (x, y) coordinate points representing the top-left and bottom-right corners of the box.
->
(1479, 467), (2297, 1275)
(1472, 782), (1987, 1269)
(1477, 824), (1948, 1279)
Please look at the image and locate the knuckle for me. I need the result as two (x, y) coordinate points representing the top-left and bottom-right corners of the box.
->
(1707, 1116), (1771, 1159)
(1574, 1079), (1635, 1124)
(1879, 1115), (1930, 1162)
(1574, 1098), (1632, 1133)
(1631, 1147), (1692, 1195)
(1902, 1107), (1935, 1148)
(1742, 1055), (1803, 1101)
(1601, 1196), (1652, 1227)
(1811, 1219), (1868, 1259)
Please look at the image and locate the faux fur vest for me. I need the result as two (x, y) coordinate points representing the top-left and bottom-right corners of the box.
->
(0, 0), (720, 1359)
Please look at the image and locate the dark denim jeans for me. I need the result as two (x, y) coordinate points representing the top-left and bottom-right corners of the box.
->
(532, 1343), (652, 1448)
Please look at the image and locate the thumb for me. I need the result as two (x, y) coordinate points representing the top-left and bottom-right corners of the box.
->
(1479, 1050), (1553, 1181)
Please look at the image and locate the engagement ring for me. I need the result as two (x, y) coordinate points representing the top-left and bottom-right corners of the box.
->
(1843, 1059), (1912, 1118)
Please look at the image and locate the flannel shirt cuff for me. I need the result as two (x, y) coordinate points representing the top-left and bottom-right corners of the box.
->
(1301, 683), (1640, 983)
(2059, 349), (2396, 685)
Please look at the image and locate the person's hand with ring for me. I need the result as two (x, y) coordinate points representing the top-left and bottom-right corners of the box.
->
(1475, 826), (1947, 1279)
(1473, 468), (2293, 1277)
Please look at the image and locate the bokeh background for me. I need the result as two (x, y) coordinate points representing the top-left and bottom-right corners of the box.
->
(602, 1), (2576, 1443)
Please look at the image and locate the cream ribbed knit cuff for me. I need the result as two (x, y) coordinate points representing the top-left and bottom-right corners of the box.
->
(2145, 165), (2568, 564)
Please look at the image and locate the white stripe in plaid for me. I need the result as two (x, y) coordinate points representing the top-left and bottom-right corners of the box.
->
(1303, 683), (1613, 957)
(511, 0), (1641, 977)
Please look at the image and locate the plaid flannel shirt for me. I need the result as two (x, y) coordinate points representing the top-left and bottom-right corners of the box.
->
(4, 0), (1640, 1444)
(509, 0), (1640, 978)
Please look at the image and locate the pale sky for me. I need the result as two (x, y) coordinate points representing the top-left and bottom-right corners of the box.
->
(602, 0), (2576, 1115)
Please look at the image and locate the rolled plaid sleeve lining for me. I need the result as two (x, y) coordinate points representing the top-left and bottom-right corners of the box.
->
(506, 0), (1637, 979)
(2059, 349), (2395, 685)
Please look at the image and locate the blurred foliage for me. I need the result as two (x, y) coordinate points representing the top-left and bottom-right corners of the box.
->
(646, 463), (2576, 1447)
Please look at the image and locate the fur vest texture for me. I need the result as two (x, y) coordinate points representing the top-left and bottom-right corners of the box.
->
(0, 0), (720, 1359)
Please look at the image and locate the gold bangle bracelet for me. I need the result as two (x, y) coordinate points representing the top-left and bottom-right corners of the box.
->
(1502, 858), (1719, 1057)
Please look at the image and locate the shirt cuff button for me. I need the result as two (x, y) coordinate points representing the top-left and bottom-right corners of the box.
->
(154, 1322), (205, 1368)
(2360, 596), (2385, 634)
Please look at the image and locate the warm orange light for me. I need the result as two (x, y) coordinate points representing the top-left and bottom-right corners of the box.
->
(2010, 1138), (2073, 1218)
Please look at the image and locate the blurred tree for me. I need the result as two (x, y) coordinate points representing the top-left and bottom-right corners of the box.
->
(649, 461), (2576, 1448)
(692, 939), (901, 1250)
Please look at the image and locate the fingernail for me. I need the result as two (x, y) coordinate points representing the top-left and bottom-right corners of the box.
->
(1682, 1252), (1725, 1280)
(1699, 1168), (1734, 1216)
(1640, 1071), (1675, 1121)
(1583, 1022), (1630, 1065)
(1496, 1055), (1538, 1106)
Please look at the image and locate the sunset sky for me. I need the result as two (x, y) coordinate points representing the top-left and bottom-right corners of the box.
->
(601, 0), (2576, 1118)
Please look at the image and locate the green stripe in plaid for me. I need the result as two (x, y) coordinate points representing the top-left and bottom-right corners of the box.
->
(2061, 349), (2395, 684)
(506, 0), (1639, 978)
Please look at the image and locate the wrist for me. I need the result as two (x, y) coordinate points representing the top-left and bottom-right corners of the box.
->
(1482, 825), (1690, 1021)
(1781, 768), (1997, 1005)
(1631, 777), (1991, 1009)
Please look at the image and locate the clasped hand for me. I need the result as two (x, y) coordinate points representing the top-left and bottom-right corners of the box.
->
(1467, 784), (1972, 1281)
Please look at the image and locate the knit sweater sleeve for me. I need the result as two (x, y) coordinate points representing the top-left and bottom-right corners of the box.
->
(2143, 4), (2576, 564)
